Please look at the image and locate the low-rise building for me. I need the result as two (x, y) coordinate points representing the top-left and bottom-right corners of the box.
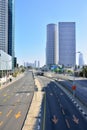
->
(0, 50), (12, 70)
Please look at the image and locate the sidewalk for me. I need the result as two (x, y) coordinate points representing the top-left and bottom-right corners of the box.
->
(0, 73), (25, 90)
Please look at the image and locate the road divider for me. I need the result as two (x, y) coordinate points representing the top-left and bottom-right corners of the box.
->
(22, 78), (44, 130)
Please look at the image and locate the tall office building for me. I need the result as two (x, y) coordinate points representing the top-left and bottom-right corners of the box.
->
(79, 53), (84, 67)
(46, 24), (58, 66)
(8, 0), (15, 69)
(0, 0), (15, 69)
(8, 0), (15, 57)
(0, 0), (8, 53)
(59, 22), (76, 67)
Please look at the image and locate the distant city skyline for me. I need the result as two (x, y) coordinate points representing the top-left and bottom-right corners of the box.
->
(15, 0), (87, 66)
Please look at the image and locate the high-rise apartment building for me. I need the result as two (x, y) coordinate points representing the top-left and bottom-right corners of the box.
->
(59, 22), (76, 67)
(46, 24), (58, 66)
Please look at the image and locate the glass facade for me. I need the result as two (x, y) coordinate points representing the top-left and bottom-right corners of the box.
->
(0, 0), (8, 53)
(8, 0), (15, 69)
(0, 0), (15, 70)
(59, 22), (76, 67)
(46, 24), (58, 66)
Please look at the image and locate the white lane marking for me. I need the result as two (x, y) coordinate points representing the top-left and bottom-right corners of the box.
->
(37, 125), (40, 130)
(39, 113), (41, 117)
(15, 94), (19, 96)
(73, 101), (76, 104)
(71, 99), (74, 101)
(82, 111), (86, 115)
(27, 93), (30, 96)
(76, 104), (79, 107)
(79, 107), (82, 110)
(38, 119), (41, 123)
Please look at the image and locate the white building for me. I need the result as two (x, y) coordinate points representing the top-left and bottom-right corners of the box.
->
(46, 24), (58, 66)
(59, 22), (76, 67)
(0, 50), (12, 70)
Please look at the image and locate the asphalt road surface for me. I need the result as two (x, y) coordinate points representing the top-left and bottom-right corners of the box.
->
(0, 71), (34, 130)
(58, 79), (87, 106)
(38, 76), (87, 130)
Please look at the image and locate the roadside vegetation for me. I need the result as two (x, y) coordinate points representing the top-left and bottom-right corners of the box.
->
(79, 66), (87, 78)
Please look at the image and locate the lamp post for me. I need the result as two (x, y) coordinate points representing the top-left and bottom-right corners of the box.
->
(72, 51), (81, 97)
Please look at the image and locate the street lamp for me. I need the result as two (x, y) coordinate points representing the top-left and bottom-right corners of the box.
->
(72, 51), (81, 97)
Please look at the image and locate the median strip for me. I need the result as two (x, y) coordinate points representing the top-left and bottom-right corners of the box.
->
(22, 78), (44, 130)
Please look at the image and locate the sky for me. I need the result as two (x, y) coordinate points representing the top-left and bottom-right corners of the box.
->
(15, 0), (87, 66)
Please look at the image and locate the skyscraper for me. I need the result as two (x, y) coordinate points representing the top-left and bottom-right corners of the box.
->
(59, 22), (76, 67)
(8, 0), (15, 69)
(79, 53), (84, 67)
(8, 0), (15, 58)
(46, 24), (58, 66)
(0, 0), (15, 69)
(0, 0), (8, 53)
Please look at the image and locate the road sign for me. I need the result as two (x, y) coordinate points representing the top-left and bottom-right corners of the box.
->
(72, 85), (76, 90)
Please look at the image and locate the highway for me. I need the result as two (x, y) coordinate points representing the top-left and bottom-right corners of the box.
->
(45, 72), (87, 106)
(58, 79), (87, 106)
(38, 76), (87, 130)
(0, 71), (34, 130)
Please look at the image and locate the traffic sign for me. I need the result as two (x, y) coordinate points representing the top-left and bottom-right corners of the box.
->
(72, 85), (76, 90)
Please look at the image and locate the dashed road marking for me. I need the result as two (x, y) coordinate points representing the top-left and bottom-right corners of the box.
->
(79, 107), (82, 111)
(37, 125), (40, 130)
(71, 98), (74, 101)
(15, 94), (19, 96)
(82, 111), (86, 115)
(62, 109), (65, 115)
(27, 93), (30, 96)
(76, 104), (79, 107)
(59, 103), (62, 108)
(6, 109), (13, 117)
(38, 118), (41, 123)
(39, 113), (41, 117)
(65, 119), (70, 128)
